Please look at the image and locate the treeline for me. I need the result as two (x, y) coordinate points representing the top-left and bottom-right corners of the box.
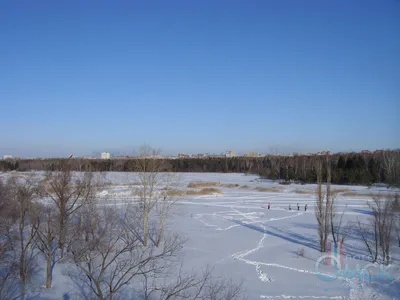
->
(1, 150), (399, 186)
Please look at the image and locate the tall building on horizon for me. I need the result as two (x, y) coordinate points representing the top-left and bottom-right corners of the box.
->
(101, 152), (111, 159)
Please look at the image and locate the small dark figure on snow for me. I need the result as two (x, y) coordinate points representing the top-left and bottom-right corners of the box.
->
(268, 202), (270, 209)
(289, 204), (291, 210)
(297, 203), (300, 211)
(305, 204), (308, 211)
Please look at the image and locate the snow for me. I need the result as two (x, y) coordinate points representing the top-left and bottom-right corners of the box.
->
(0, 172), (399, 299)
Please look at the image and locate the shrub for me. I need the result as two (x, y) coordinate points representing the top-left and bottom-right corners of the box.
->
(296, 247), (305, 257)
(219, 183), (240, 188)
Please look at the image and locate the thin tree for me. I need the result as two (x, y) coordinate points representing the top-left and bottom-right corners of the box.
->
(33, 204), (61, 288)
(382, 150), (398, 184)
(358, 195), (396, 264)
(40, 161), (96, 254)
(393, 193), (400, 247)
(0, 179), (23, 300)
(330, 194), (352, 248)
(357, 217), (379, 263)
(314, 157), (330, 252)
(155, 173), (181, 247)
(369, 195), (395, 264)
(135, 146), (176, 247)
(0, 176), (41, 299)
(10, 176), (40, 286)
(324, 155), (332, 249)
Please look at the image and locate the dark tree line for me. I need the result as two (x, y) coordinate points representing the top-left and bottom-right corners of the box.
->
(1, 150), (399, 186)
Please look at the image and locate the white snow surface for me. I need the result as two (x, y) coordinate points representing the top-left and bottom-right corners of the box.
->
(1, 172), (399, 299)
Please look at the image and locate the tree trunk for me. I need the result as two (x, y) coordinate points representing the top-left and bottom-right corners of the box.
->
(19, 215), (27, 283)
(46, 253), (53, 288)
(94, 279), (104, 300)
(59, 208), (66, 254)
(374, 221), (378, 262)
(156, 217), (164, 247)
(143, 211), (148, 247)
(19, 252), (26, 283)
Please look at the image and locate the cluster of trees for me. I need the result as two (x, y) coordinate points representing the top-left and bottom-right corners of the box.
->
(0, 148), (245, 300)
(1, 150), (399, 186)
(314, 155), (400, 266)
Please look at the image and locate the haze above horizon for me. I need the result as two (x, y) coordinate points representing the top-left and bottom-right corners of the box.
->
(1, 0), (399, 158)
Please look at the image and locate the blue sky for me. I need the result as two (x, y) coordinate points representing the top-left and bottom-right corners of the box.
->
(0, 0), (399, 157)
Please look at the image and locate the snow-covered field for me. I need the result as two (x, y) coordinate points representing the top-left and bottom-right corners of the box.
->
(1, 172), (399, 299)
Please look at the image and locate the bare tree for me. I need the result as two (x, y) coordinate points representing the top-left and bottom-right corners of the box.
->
(314, 157), (330, 252)
(330, 194), (352, 248)
(69, 201), (244, 300)
(9, 176), (40, 286)
(382, 150), (400, 185)
(0, 179), (23, 300)
(0, 175), (41, 299)
(370, 195), (396, 264)
(33, 204), (61, 288)
(155, 174), (180, 247)
(148, 265), (245, 300)
(358, 195), (396, 264)
(357, 217), (379, 263)
(40, 161), (96, 254)
(393, 193), (400, 247)
(134, 146), (179, 247)
(68, 202), (185, 300)
(0, 247), (21, 300)
(324, 155), (332, 249)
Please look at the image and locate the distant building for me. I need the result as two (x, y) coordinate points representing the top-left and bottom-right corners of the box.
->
(225, 151), (235, 158)
(247, 152), (259, 157)
(101, 152), (111, 159)
(3, 155), (13, 160)
(361, 150), (371, 154)
(316, 151), (332, 156)
(178, 153), (188, 159)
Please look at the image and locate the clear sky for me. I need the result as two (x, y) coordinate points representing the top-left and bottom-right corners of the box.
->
(1, 0), (399, 157)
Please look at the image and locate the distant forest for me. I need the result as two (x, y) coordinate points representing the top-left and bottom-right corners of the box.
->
(1, 151), (399, 186)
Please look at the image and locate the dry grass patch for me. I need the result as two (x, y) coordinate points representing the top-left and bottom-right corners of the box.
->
(188, 182), (241, 189)
(219, 183), (240, 188)
(166, 189), (186, 197)
(187, 181), (218, 188)
(294, 189), (313, 195)
(186, 188), (223, 196)
(255, 187), (281, 193)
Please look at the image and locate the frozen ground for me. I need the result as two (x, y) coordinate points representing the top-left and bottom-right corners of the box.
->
(1, 172), (399, 299)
